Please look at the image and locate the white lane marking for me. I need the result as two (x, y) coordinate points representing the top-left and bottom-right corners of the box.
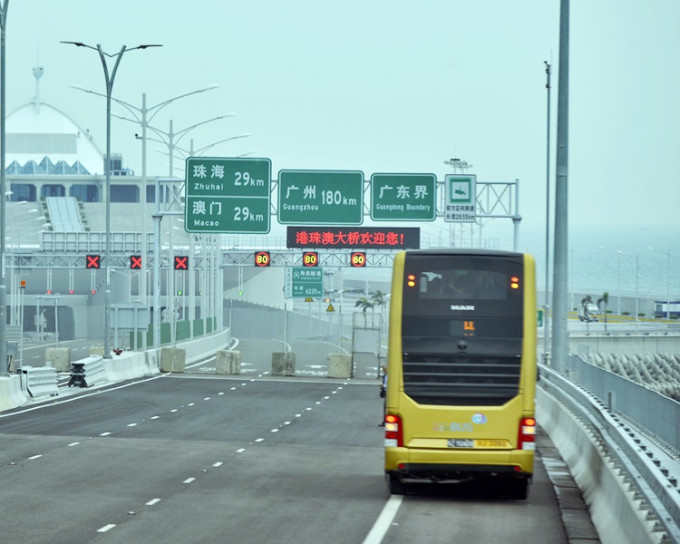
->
(213, 462), (223, 468)
(146, 498), (161, 506)
(183, 477), (196, 484)
(271, 428), (279, 433)
(362, 495), (403, 544)
(127, 423), (137, 427)
(28, 454), (42, 460)
(100, 432), (111, 436)
(204, 397), (211, 401)
(171, 409), (178, 413)
(187, 403), (195, 407)
(255, 438), (264, 443)
(67, 442), (79, 447)
(97, 524), (116, 533)
(150, 416), (160, 420)
(236, 448), (246, 453)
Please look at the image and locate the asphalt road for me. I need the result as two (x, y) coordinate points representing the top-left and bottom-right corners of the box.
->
(0, 367), (582, 544)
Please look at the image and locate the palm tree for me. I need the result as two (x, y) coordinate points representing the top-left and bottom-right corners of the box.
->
(597, 292), (609, 333)
(355, 297), (374, 327)
(580, 295), (593, 321)
(370, 290), (387, 330)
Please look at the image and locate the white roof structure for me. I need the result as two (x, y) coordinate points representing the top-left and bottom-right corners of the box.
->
(5, 66), (104, 175)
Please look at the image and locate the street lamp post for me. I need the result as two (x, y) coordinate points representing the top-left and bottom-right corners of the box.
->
(141, 119), (247, 345)
(0, 0), (10, 376)
(61, 41), (161, 358)
(71, 84), (220, 350)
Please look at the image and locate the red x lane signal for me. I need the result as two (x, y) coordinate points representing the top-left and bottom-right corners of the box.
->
(86, 254), (101, 269)
(174, 256), (189, 270)
(130, 255), (142, 270)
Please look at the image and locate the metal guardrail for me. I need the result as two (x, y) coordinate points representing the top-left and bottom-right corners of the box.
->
(540, 363), (680, 543)
(566, 355), (680, 454)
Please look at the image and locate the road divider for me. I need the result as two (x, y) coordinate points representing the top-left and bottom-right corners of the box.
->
(68, 356), (107, 388)
(20, 365), (59, 397)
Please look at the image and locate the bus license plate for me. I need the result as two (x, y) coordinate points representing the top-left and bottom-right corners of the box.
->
(448, 439), (474, 448)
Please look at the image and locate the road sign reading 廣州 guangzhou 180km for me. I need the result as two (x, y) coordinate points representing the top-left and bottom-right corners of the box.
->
(278, 169), (364, 225)
(185, 157), (271, 233)
(370, 173), (437, 221)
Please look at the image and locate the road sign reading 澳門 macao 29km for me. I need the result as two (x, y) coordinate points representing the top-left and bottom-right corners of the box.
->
(278, 169), (364, 225)
(370, 173), (437, 221)
(185, 157), (271, 233)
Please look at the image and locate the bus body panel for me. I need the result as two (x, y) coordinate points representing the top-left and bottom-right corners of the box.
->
(385, 250), (537, 490)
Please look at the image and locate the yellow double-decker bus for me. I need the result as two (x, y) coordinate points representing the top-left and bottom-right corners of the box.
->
(384, 249), (537, 499)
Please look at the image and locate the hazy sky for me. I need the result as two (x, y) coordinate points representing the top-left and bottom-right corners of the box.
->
(4, 0), (680, 254)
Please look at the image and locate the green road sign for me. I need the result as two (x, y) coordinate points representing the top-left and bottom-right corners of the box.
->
(370, 173), (437, 221)
(278, 169), (364, 225)
(444, 174), (477, 223)
(185, 157), (271, 233)
(285, 267), (323, 298)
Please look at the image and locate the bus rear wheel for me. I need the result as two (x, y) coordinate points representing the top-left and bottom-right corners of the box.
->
(388, 473), (405, 495)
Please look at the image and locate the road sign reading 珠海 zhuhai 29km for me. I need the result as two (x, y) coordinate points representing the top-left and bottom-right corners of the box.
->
(278, 169), (364, 225)
(370, 173), (437, 221)
(185, 157), (271, 233)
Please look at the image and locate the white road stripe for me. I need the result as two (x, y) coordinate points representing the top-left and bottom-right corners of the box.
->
(362, 495), (402, 544)
(97, 524), (116, 533)
(28, 454), (42, 460)
(183, 477), (196, 484)
(146, 498), (161, 506)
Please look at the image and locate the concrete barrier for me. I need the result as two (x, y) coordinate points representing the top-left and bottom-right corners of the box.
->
(327, 353), (351, 378)
(0, 375), (29, 412)
(272, 352), (295, 376)
(160, 347), (186, 372)
(183, 330), (231, 364)
(45, 347), (70, 372)
(68, 355), (107, 388)
(537, 387), (657, 544)
(20, 365), (59, 398)
(103, 351), (158, 381)
(216, 350), (241, 375)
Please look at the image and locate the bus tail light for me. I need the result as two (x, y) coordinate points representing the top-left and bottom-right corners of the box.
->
(517, 417), (536, 450)
(385, 414), (403, 447)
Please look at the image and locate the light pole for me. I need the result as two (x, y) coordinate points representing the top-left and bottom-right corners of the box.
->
(543, 61), (552, 361)
(61, 41), (161, 358)
(443, 157), (474, 248)
(141, 119), (246, 345)
(71, 84), (219, 349)
(0, 0), (10, 376)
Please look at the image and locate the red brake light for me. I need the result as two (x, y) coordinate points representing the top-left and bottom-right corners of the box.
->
(510, 276), (520, 289)
(406, 274), (416, 288)
(517, 417), (536, 450)
(385, 414), (403, 447)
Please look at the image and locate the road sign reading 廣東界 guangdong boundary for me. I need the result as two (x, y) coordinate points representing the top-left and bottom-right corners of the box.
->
(278, 169), (364, 225)
(185, 157), (271, 233)
(370, 173), (437, 221)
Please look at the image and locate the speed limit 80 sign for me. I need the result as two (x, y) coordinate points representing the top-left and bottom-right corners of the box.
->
(350, 251), (366, 267)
